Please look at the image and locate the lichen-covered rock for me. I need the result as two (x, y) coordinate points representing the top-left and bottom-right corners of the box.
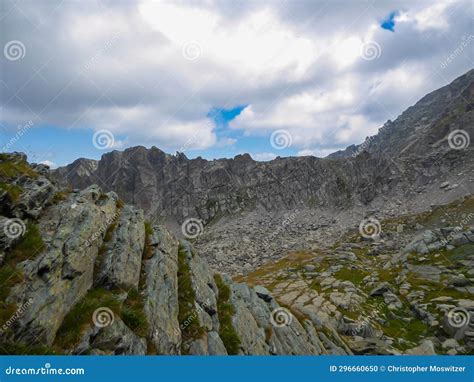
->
(207, 331), (228, 355)
(181, 241), (219, 332)
(96, 205), (145, 289)
(74, 317), (146, 355)
(144, 225), (181, 354)
(405, 339), (436, 355)
(7, 186), (119, 345)
(12, 176), (56, 220)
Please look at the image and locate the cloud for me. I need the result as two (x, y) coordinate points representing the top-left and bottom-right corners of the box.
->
(39, 160), (57, 169)
(297, 148), (339, 158)
(251, 152), (277, 161)
(0, 0), (472, 159)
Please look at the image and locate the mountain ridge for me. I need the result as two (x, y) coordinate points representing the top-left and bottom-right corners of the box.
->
(53, 69), (474, 274)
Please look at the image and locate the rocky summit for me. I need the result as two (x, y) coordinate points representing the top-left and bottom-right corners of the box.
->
(0, 69), (473, 355)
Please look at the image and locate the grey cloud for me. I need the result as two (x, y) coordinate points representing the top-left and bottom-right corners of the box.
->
(0, 0), (472, 153)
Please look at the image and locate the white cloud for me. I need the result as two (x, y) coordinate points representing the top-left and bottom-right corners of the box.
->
(0, 0), (472, 157)
(297, 148), (340, 158)
(413, 3), (451, 31)
(40, 160), (57, 169)
(251, 152), (277, 161)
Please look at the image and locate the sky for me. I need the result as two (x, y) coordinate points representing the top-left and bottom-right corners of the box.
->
(0, 0), (473, 168)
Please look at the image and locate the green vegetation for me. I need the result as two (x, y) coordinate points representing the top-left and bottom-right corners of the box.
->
(0, 183), (23, 203)
(0, 155), (37, 179)
(0, 223), (45, 333)
(177, 245), (205, 354)
(0, 265), (22, 332)
(334, 267), (370, 285)
(55, 288), (121, 349)
(0, 342), (57, 355)
(214, 274), (241, 355)
(9, 223), (45, 263)
(122, 288), (148, 337)
(52, 191), (68, 204)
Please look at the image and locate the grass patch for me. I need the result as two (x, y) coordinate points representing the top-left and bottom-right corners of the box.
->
(334, 267), (370, 285)
(378, 268), (397, 283)
(0, 183), (23, 203)
(235, 251), (315, 286)
(0, 156), (37, 179)
(178, 245), (205, 354)
(214, 274), (241, 355)
(122, 288), (148, 337)
(7, 223), (45, 265)
(52, 191), (68, 204)
(54, 288), (121, 349)
(0, 223), (43, 335)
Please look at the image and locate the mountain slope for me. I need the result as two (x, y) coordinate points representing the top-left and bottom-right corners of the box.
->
(53, 69), (474, 274)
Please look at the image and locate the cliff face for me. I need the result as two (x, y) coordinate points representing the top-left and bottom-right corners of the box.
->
(0, 153), (350, 355)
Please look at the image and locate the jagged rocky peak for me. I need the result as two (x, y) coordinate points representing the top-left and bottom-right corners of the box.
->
(0, 154), (352, 355)
(330, 68), (474, 159)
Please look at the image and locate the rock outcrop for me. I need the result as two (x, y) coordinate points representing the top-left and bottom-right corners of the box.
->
(0, 154), (350, 355)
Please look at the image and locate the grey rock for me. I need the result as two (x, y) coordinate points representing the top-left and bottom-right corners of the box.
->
(207, 331), (228, 355)
(96, 205), (145, 289)
(440, 182), (450, 189)
(369, 282), (392, 297)
(405, 340), (436, 355)
(451, 233), (469, 247)
(74, 317), (146, 355)
(254, 285), (272, 302)
(8, 186), (119, 345)
(144, 225), (181, 355)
